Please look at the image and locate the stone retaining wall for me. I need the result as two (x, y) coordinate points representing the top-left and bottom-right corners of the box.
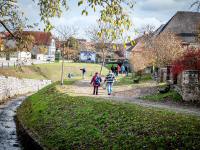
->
(0, 76), (51, 102)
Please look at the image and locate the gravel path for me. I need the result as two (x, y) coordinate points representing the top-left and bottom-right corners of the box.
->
(58, 79), (200, 117)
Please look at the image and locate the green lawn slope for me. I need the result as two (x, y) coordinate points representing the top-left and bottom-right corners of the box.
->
(0, 63), (108, 81)
(17, 82), (200, 149)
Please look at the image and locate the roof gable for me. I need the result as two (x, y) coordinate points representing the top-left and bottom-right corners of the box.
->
(23, 31), (52, 46)
(158, 11), (200, 43)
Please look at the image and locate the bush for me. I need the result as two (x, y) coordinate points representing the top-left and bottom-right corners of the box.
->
(172, 49), (200, 77)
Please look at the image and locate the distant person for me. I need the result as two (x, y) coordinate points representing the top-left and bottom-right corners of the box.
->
(117, 64), (121, 75)
(121, 65), (125, 74)
(90, 72), (102, 95)
(67, 73), (72, 78)
(80, 67), (86, 79)
(104, 70), (116, 95)
(111, 65), (115, 73)
(125, 66), (128, 76)
(115, 66), (118, 76)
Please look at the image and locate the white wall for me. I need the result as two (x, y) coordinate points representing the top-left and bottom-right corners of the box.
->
(48, 39), (56, 56)
(0, 76), (51, 102)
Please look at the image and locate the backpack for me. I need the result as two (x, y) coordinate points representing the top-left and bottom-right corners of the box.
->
(95, 76), (100, 85)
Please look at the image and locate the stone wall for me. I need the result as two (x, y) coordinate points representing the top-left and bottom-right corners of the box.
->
(180, 70), (200, 102)
(0, 76), (51, 102)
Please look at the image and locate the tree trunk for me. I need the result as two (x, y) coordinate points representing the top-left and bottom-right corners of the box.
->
(60, 45), (65, 85)
(100, 50), (105, 75)
(61, 55), (64, 85)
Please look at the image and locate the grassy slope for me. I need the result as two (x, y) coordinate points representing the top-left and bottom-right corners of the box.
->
(141, 90), (183, 102)
(17, 82), (200, 149)
(0, 63), (108, 81)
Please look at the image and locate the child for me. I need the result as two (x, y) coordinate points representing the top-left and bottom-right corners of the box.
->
(104, 70), (116, 95)
(90, 72), (102, 95)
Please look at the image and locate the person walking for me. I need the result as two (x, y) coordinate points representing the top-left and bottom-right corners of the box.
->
(104, 70), (116, 95)
(80, 67), (86, 79)
(111, 65), (115, 73)
(117, 64), (121, 76)
(90, 72), (102, 95)
(121, 65), (125, 75)
(125, 66), (128, 76)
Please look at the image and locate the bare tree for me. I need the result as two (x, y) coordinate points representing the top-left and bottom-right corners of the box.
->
(191, 0), (200, 11)
(144, 31), (184, 68)
(130, 24), (156, 72)
(86, 25), (114, 74)
(55, 25), (78, 85)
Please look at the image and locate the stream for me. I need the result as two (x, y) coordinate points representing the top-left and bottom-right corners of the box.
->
(0, 96), (26, 150)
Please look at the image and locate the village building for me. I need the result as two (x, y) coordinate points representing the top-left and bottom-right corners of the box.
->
(129, 11), (200, 72)
(23, 31), (56, 61)
(156, 11), (200, 49)
(0, 31), (56, 61)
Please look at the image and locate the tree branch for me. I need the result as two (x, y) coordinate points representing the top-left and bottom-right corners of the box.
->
(0, 20), (15, 38)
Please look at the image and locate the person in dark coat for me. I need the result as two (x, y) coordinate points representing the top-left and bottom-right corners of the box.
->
(80, 67), (86, 79)
(111, 65), (115, 73)
(90, 72), (102, 95)
(125, 66), (128, 76)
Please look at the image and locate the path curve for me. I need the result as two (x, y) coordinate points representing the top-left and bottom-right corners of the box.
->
(60, 80), (200, 117)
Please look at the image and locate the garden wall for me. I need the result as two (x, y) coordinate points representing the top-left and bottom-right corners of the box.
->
(180, 70), (200, 102)
(0, 76), (51, 102)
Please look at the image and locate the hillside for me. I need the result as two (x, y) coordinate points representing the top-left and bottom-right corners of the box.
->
(0, 63), (108, 81)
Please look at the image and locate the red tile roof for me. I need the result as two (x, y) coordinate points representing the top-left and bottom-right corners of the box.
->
(22, 31), (52, 46)
(1, 31), (53, 46)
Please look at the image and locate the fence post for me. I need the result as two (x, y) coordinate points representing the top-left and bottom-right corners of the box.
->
(8, 62), (9, 67)
(2, 62), (3, 68)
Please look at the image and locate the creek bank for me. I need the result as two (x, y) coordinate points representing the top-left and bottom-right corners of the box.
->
(0, 96), (25, 149)
(15, 117), (43, 150)
(0, 75), (51, 103)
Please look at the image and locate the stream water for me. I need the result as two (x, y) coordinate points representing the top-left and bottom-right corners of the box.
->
(0, 96), (26, 150)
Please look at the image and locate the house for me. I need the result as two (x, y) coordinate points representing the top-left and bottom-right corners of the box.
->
(156, 11), (200, 48)
(80, 51), (96, 62)
(0, 31), (56, 61)
(24, 31), (56, 61)
(129, 11), (200, 72)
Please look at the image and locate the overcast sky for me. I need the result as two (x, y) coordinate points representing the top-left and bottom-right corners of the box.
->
(18, 0), (197, 39)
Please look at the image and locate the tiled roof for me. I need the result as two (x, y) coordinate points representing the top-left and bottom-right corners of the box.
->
(23, 31), (52, 46)
(1, 31), (53, 46)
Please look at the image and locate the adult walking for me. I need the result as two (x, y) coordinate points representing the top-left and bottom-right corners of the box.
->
(111, 65), (115, 73)
(90, 72), (102, 95)
(125, 66), (128, 76)
(80, 67), (86, 79)
(104, 70), (116, 95)
(121, 65), (125, 75)
(117, 64), (121, 76)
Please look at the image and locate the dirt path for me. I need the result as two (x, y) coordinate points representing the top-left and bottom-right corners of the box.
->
(58, 80), (200, 117)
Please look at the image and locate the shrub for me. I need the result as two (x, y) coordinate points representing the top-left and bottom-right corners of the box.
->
(171, 49), (200, 77)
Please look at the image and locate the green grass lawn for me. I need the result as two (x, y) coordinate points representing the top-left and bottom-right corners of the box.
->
(0, 63), (108, 81)
(141, 90), (182, 102)
(116, 74), (152, 85)
(17, 83), (200, 149)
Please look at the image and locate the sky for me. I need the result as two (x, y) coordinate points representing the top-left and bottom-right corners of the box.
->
(18, 0), (197, 40)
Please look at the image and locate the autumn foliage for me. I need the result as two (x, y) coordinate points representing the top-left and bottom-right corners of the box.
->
(171, 49), (200, 76)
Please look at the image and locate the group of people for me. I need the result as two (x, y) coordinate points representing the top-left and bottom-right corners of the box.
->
(90, 70), (116, 95)
(80, 65), (128, 95)
(111, 64), (128, 76)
